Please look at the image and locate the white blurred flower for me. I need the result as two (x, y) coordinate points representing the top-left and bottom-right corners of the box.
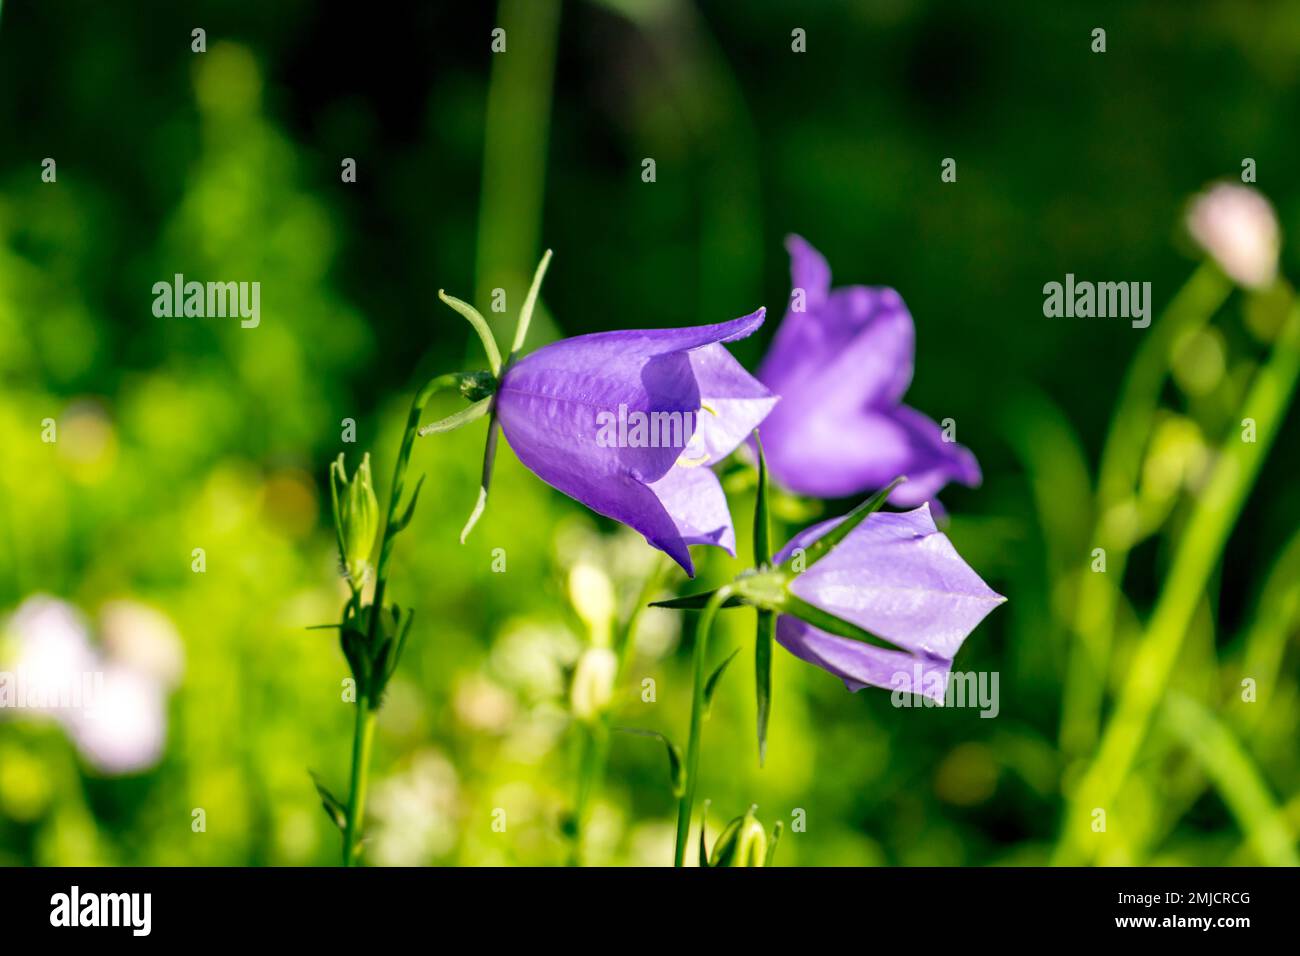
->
(69, 664), (167, 775)
(568, 562), (615, 647)
(2, 596), (98, 720)
(1, 595), (182, 776)
(570, 646), (618, 722)
(1187, 183), (1280, 290)
(369, 750), (460, 866)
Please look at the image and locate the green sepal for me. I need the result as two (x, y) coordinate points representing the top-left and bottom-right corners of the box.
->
(650, 591), (745, 611)
(438, 291), (502, 375)
(780, 476), (906, 573)
(779, 593), (906, 653)
(417, 395), (493, 437)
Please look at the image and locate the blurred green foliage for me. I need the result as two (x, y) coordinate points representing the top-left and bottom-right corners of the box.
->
(1, 0), (1298, 866)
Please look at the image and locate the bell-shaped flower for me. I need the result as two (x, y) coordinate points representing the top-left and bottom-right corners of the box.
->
(494, 309), (777, 576)
(756, 235), (980, 506)
(773, 503), (1003, 701)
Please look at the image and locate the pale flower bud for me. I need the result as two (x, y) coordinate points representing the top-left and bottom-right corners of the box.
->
(567, 562), (615, 648)
(1186, 183), (1280, 290)
(330, 453), (379, 590)
(570, 646), (618, 722)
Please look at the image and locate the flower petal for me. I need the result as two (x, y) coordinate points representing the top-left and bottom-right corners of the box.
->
(786, 504), (1003, 661)
(775, 614), (953, 701)
(646, 464), (735, 556)
(759, 398), (979, 501)
(686, 343), (779, 464)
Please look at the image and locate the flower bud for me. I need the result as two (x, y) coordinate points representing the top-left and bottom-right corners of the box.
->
(1186, 183), (1280, 290)
(570, 646), (618, 722)
(708, 806), (768, 867)
(568, 562), (615, 648)
(330, 453), (380, 589)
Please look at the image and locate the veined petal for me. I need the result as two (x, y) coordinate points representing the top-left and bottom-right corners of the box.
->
(787, 505), (1003, 661)
(775, 615), (953, 702)
(646, 464), (735, 556)
(760, 400), (979, 501)
(686, 343), (779, 465)
(495, 310), (767, 577)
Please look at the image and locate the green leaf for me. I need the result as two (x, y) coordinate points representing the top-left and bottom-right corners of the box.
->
(782, 476), (907, 572)
(779, 594), (908, 653)
(650, 590), (745, 611)
(765, 820), (783, 866)
(438, 290), (502, 375)
(755, 610), (774, 766)
(615, 728), (685, 797)
(386, 607), (415, 681)
(417, 396), (493, 437)
(753, 430), (772, 567)
(309, 771), (347, 830)
(390, 474), (426, 534)
(703, 646), (740, 716)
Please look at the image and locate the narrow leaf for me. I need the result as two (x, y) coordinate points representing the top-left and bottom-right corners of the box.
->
(784, 476), (907, 572)
(703, 647), (741, 716)
(309, 771), (347, 830)
(417, 396), (492, 436)
(752, 430), (771, 567)
(780, 594), (908, 653)
(650, 590), (745, 611)
(755, 609), (774, 766)
(615, 728), (685, 797)
(439, 290), (502, 375)
(390, 474), (426, 534)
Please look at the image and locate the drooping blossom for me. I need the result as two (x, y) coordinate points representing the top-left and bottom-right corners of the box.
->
(773, 504), (1003, 701)
(494, 309), (777, 575)
(756, 236), (980, 506)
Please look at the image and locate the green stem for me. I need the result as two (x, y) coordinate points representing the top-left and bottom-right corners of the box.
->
(342, 700), (377, 866)
(340, 372), (461, 865)
(1060, 262), (1232, 758)
(1162, 693), (1300, 867)
(1055, 295), (1300, 864)
(568, 721), (609, 866)
(674, 585), (732, 868)
(568, 558), (666, 865)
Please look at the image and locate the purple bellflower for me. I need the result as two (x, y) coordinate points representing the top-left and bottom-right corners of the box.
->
(771, 503), (1004, 701)
(756, 235), (981, 506)
(494, 309), (777, 577)
(420, 254), (777, 579)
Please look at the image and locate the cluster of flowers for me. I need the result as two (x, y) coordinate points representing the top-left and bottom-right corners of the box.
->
(326, 236), (1006, 865)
